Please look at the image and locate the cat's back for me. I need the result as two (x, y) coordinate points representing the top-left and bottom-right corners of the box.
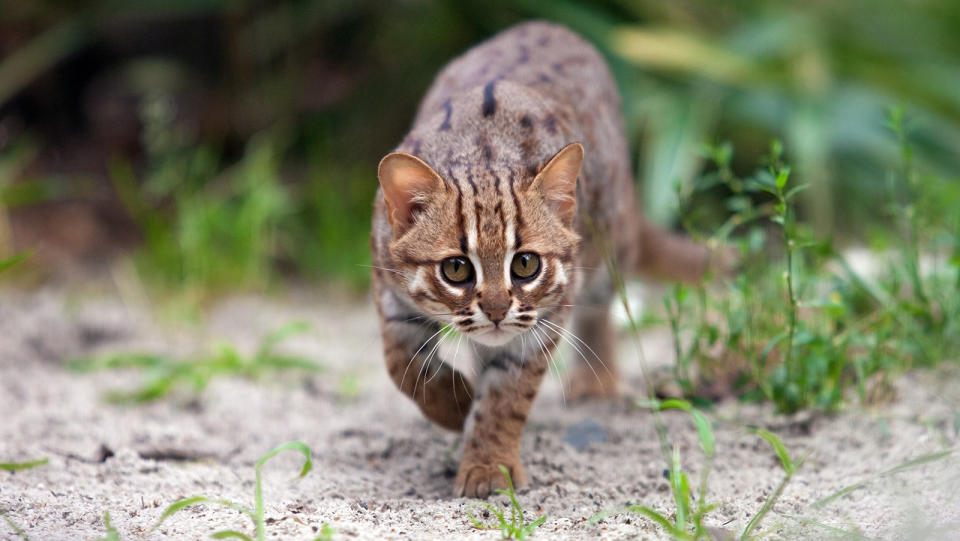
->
(415, 22), (619, 128)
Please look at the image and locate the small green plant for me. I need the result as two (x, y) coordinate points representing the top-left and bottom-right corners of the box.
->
(96, 511), (121, 541)
(590, 407), (799, 540)
(153, 441), (332, 541)
(70, 322), (321, 403)
(591, 399), (719, 539)
(466, 465), (547, 539)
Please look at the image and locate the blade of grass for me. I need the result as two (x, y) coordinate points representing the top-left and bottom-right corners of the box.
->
(97, 511), (121, 541)
(0, 458), (48, 472)
(624, 505), (691, 539)
(782, 514), (881, 541)
(1, 506), (30, 541)
(0, 253), (29, 273)
(812, 449), (954, 509)
(749, 428), (795, 474)
(254, 441), (312, 541)
(211, 531), (255, 541)
(153, 496), (254, 530)
(0, 19), (91, 107)
(741, 430), (801, 539)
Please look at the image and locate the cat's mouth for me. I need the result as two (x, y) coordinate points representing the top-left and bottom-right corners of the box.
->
(468, 326), (517, 347)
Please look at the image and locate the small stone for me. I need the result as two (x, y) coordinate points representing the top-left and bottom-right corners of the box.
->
(563, 418), (607, 451)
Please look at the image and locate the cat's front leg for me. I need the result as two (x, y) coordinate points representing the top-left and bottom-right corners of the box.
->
(454, 348), (548, 498)
(380, 317), (474, 431)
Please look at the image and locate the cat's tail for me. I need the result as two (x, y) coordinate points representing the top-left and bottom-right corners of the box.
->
(634, 217), (736, 283)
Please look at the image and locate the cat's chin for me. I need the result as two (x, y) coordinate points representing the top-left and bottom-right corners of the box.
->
(468, 328), (517, 347)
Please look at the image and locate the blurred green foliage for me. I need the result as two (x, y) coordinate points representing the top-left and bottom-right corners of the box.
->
(662, 110), (959, 412)
(0, 0), (958, 294)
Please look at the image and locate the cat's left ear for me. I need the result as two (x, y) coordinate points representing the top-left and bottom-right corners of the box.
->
(528, 142), (583, 227)
(378, 152), (447, 233)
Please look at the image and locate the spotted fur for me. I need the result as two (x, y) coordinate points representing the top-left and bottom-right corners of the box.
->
(371, 21), (718, 498)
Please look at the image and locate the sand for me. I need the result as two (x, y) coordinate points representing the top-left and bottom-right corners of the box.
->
(1, 286), (958, 540)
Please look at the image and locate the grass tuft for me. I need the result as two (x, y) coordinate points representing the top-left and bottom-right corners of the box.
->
(69, 322), (321, 403)
(466, 465), (547, 539)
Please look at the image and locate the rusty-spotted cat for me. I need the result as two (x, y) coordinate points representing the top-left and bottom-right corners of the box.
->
(371, 21), (716, 498)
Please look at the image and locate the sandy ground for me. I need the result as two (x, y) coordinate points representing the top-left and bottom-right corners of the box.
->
(1, 285), (959, 540)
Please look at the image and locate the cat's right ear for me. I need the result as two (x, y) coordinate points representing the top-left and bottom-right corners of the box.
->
(378, 152), (446, 233)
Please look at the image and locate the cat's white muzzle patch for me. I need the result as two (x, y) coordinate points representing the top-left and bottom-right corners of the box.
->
(469, 327), (516, 347)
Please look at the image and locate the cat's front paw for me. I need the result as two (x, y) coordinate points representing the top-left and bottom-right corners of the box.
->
(454, 459), (527, 498)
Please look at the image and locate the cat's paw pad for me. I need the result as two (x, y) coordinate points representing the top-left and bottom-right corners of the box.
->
(454, 461), (527, 499)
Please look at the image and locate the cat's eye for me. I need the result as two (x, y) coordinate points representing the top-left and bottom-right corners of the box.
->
(441, 257), (474, 284)
(510, 252), (541, 280)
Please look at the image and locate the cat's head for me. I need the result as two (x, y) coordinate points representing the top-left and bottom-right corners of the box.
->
(378, 143), (583, 347)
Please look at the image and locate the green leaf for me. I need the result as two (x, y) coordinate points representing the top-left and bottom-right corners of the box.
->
(775, 168), (790, 191)
(312, 524), (336, 541)
(254, 441), (313, 480)
(0, 253), (29, 273)
(0, 458), (48, 472)
(466, 502), (504, 530)
(520, 514), (548, 537)
(2, 506), (31, 541)
(256, 321), (311, 358)
(624, 505), (691, 539)
(153, 496), (253, 531)
(654, 399), (715, 457)
(812, 449), (953, 508)
(211, 531), (255, 540)
(750, 428), (795, 474)
(98, 511), (121, 541)
(785, 183), (811, 200)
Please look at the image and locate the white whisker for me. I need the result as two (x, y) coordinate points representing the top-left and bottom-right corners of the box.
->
(540, 318), (613, 381)
(531, 324), (565, 407)
(401, 324), (450, 396)
(540, 319), (603, 388)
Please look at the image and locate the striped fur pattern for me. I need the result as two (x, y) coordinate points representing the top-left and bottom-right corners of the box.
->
(371, 21), (715, 498)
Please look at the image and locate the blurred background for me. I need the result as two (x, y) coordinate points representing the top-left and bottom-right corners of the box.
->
(2, 0), (958, 301)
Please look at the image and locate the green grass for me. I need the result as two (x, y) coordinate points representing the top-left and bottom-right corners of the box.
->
(591, 400), (798, 540)
(657, 112), (960, 413)
(69, 322), (321, 403)
(466, 465), (547, 539)
(153, 441), (333, 541)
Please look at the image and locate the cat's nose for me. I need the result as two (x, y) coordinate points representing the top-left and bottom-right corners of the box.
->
(479, 301), (508, 325)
